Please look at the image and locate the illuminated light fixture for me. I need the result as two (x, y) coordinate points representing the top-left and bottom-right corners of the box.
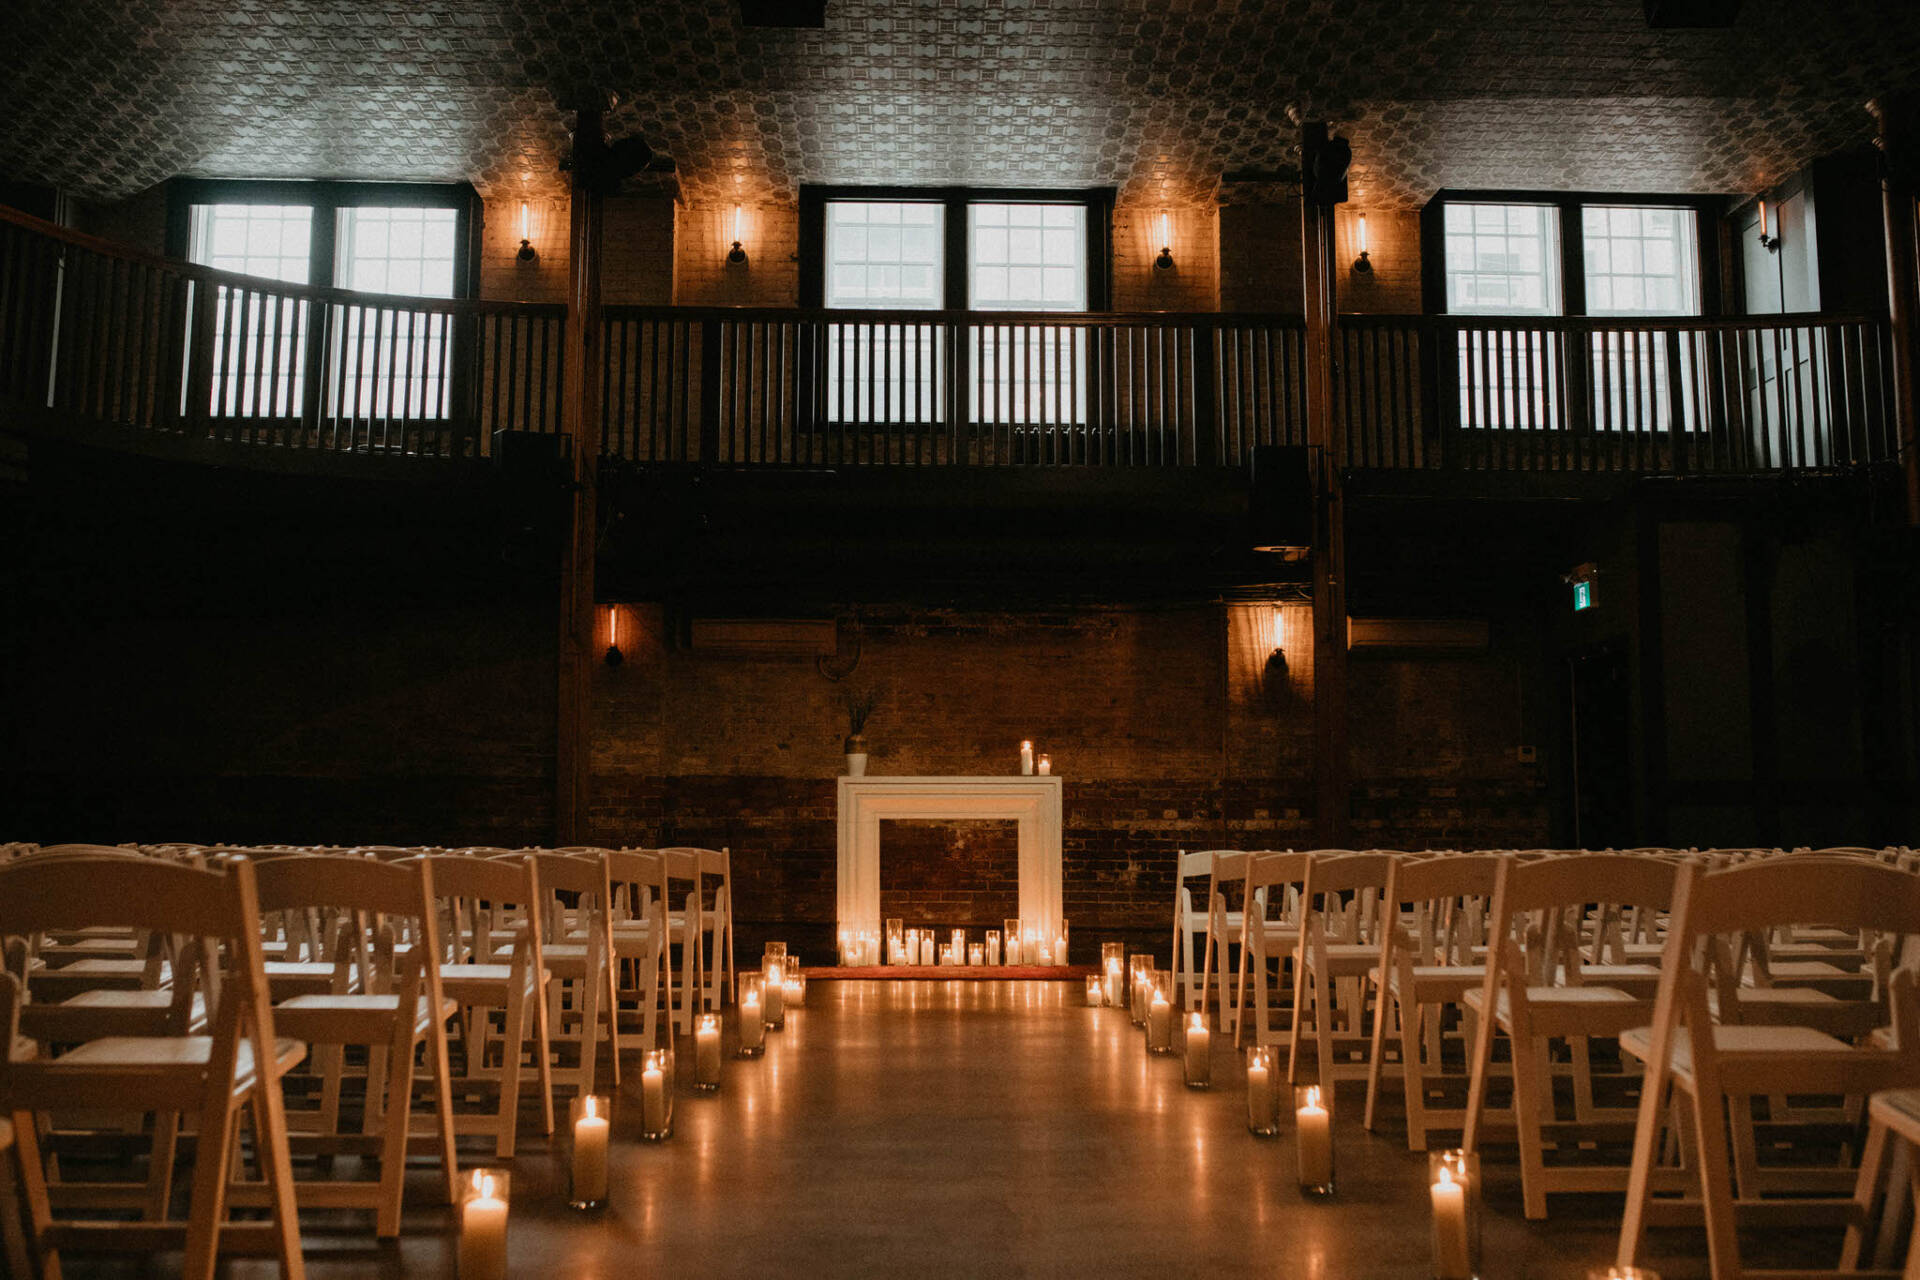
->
(1154, 211), (1174, 271)
(605, 607), (624, 668)
(1756, 198), (1780, 253)
(1352, 212), (1373, 274)
(727, 204), (748, 265)
(516, 200), (537, 263)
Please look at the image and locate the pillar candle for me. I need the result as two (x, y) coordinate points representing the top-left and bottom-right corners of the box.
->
(1431, 1163), (1472, 1280)
(920, 935), (934, 965)
(1020, 740), (1034, 775)
(986, 930), (1001, 965)
(572, 1098), (610, 1201)
(1085, 975), (1103, 1006)
(1147, 986), (1172, 1052)
(1104, 961), (1122, 1008)
(1297, 1086), (1333, 1189)
(1037, 753), (1051, 775)
(762, 966), (785, 1025)
(695, 1015), (721, 1088)
(1247, 1052), (1274, 1131)
(458, 1173), (509, 1280)
(1184, 1012), (1211, 1086)
(784, 976), (804, 1008)
(940, 943), (954, 966)
(1054, 933), (1068, 965)
(970, 943), (984, 966)
(640, 1060), (667, 1136)
(951, 928), (965, 959)
(739, 990), (765, 1052)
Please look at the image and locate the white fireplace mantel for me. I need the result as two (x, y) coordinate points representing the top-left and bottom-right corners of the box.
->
(835, 775), (1064, 941)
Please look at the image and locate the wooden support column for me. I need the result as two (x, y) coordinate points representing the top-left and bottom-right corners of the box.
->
(1870, 96), (1920, 525)
(1302, 123), (1350, 848)
(555, 103), (608, 844)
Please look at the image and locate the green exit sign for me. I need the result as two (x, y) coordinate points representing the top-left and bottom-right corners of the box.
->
(1573, 580), (1595, 612)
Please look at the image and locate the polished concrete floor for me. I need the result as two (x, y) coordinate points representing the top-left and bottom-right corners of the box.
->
(57, 979), (1851, 1278)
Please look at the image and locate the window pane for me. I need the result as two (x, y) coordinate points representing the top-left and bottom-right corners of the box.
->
(1442, 202), (1560, 317)
(824, 201), (947, 423)
(187, 204), (314, 417)
(967, 203), (1088, 424)
(1582, 205), (1697, 317)
(330, 206), (459, 424)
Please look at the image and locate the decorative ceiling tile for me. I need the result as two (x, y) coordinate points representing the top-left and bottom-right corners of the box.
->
(2, 0), (1916, 211)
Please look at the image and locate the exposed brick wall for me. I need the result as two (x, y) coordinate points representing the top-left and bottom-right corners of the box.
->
(1338, 207), (1423, 314)
(674, 203), (799, 306)
(1112, 203), (1218, 311)
(604, 196), (676, 305)
(1220, 201), (1303, 314)
(480, 195), (568, 303)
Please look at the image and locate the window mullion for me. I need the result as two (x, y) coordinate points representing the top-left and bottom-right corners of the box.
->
(943, 195), (969, 311)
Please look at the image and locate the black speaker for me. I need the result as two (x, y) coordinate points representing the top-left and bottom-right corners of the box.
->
(1249, 445), (1313, 551)
(492, 429), (565, 474)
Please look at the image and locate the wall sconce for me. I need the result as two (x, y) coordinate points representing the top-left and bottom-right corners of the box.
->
(1757, 198), (1780, 253)
(727, 204), (748, 265)
(604, 606), (624, 668)
(517, 200), (537, 263)
(1154, 211), (1174, 271)
(1352, 213), (1373, 274)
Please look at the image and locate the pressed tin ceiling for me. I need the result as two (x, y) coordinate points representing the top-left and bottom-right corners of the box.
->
(4, 0), (1919, 210)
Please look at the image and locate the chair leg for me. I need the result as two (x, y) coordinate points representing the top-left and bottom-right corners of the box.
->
(1687, 1087), (1746, 1278)
(374, 1029), (419, 1238)
(248, 1078), (307, 1280)
(145, 1110), (180, 1221)
(494, 998), (523, 1159)
(1315, 964), (1336, 1093)
(181, 1094), (241, 1280)
(1363, 980), (1390, 1132)
(1840, 1118), (1892, 1269)
(531, 980), (556, 1136)
(1399, 993), (1431, 1150)
(1508, 1028), (1551, 1221)
(427, 1020), (461, 1207)
(10, 1110), (57, 1280)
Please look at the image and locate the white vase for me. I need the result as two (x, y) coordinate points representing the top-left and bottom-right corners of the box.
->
(846, 752), (868, 776)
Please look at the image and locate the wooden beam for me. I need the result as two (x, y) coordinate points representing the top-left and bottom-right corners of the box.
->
(1301, 123), (1350, 848)
(556, 103), (608, 844)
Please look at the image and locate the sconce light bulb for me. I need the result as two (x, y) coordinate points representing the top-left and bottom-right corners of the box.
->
(728, 204), (748, 265)
(1352, 212), (1373, 274)
(516, 199), (537, 262)
(1758, 198), (1780, 252)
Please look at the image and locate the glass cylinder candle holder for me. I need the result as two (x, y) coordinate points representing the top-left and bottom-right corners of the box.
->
(1084, 974), (1104, 1006)
(694, 1012), (722, 1092)
(761, 960), (786, 1028)
(950, 928), (965, 959)
(919, 931), (935, 965)
(1128, 956), (1152, 1025)
(784, 972), (806, 1009)
(939, 943), (955, 966)
(1101, 940), (1125, 969)
(735, 974), (766, 1057)
(1428, 1149), (1480, 1280)
(1055, 917), (1070, 964)
(1145, 985), (1175, 1055)
(1182, 1010), (1212, 1088)
(458, 1168), (510, 1280)
(637, 1052), (672, 1142)
(764, 940), (787, 962)
(886, 917), (903, 958)
(567, 1095), (611, 1206)
(985, 929), (1002, 965)
(1585, 1270), (1660, 1280)
(1245, 1046), (1279, 1136)
(969, 942), (984, 966)
(1004, 919), (1022, 962)
(1103, 957), (1123, 1008)
(1295, 1085), (1335, 1196)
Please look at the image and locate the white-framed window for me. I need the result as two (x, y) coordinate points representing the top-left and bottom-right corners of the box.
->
(1444, 203), (1561, 315)
(1445, 203), (1561, 427)
(331, 207), (459, 420)
(1582, 206), (1702, 431)
(1582, 206), (1699, 317)
(969, 203), (1088, 425)
(824, 201), (944, 421)
(187, 204), (313, 416)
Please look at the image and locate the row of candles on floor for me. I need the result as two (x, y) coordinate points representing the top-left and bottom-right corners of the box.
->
(837, 918), (1072, 967)
(1087, 945), (1659, 1280)
(456, 944), (808, 1280)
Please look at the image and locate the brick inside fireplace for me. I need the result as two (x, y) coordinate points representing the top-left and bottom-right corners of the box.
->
(877, 819), (1020, 929)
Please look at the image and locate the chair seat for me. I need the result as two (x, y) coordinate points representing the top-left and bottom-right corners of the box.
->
(1620, 1023), (1852, 1080)
(14, 1035), (308, 1105)
(276, 993), (458, 1039)
(1379, 963), (1487, 993)
(441, 963), (547, 1003)
(1464, 984), (1648, 1036)
(1869, 1088), (1920, 1143)
(1306, 942), (1380, 974)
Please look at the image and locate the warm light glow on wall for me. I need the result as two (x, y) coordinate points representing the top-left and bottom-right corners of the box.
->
(727, 204), (749, 265)
(1351, 211), (1372, 274)
(1273, 603), (1310, 669)
(1155, 211), (1174, 270)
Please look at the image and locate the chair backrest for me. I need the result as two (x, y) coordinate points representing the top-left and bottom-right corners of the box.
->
(252, 854), (443, 1000)
(412, 854), (544, 967)
(606, 849), (665, 920)
(1177, 849), (1235, 917)
(658, 848), (704, 916)
(1297, 851), (1398, 945)
(1243, 851), (1312, 922)
(1382, 852), (1503, 968)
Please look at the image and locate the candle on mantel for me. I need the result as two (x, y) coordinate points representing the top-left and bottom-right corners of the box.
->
(1147, 985), (1173, 1053)
(738, 985), (765, 1055)
(1037, 753), (1051, 776)
(920, 932), (935, 965)
(571, 1095), (610, 1203)
(1038, 944), (1053, 966)
(695, 1013), (722, 1091)
(639, 1055), (669, 1138)
(1430, 1160), (1472, 1280)
(969, 942), (984, 966)
(1296, 1085), (1334, 1193)
(458, 1170), (509, 1280)
(1020, 740), (1034, 775)
(1054, 932), (1068, 966)
(940, 943), (955, 966)
(951, 928), (965, 961)
(837, 931), (851, 966)
(1183, 1011), (1211, 1087)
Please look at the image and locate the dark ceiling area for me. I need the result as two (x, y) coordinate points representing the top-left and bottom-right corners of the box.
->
(5, 0), (1920, 209)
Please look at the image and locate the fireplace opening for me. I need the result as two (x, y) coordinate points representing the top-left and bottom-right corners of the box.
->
(877, 819), (1020, 932)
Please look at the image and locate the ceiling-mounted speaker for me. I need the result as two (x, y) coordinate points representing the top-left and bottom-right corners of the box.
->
(740, 0), (828, 27)
(1643, 0), (1741, 27)
(1249, 445), (1312, 552)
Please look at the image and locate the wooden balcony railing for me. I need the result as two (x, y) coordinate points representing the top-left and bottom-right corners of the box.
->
(0, 207), (1901, 478)
(0, 205), (566, 458)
